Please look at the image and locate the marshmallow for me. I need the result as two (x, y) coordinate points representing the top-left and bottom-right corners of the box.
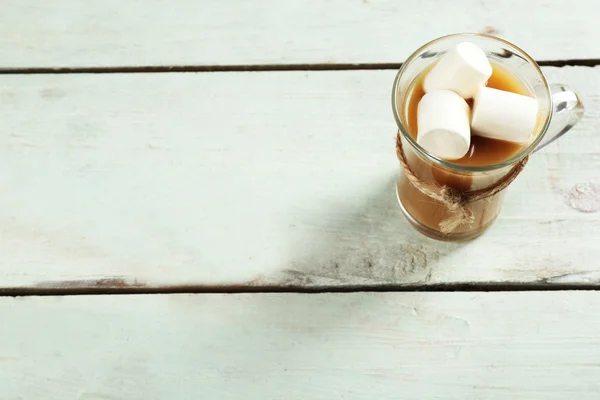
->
(471, 86), (539, 143)
(424, 42), (492, 99)
(417, 90), (471, 160)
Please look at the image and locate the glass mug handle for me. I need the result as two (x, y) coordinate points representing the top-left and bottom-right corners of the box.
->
(533, 84), (585, 153)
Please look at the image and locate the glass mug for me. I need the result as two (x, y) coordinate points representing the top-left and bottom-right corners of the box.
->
(392, 33), (584, 241)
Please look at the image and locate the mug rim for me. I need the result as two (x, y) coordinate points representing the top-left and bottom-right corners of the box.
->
(391, 33), (552, 173)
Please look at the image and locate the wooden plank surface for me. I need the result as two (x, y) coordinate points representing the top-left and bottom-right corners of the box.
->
(0, 0), (598, 68)
(1, 292), (600, 399)
(0, 66), (598, 290)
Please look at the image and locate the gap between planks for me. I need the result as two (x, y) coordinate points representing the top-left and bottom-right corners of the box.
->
(2, 282), (600, 297)
(0, 59), (599, 74)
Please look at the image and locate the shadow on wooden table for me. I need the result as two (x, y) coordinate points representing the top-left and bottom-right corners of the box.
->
(277, 173), (465, 288)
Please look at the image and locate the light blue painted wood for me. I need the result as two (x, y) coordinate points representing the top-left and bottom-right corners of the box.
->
(1, 292), (600, 399)
(0, 67), (597, 289)
(0, 0), (598, 68)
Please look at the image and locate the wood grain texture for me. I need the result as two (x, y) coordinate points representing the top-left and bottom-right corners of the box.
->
(0, 0), (598, 68)
(1, 292), (600, 399)
(0, 67), (598, 289)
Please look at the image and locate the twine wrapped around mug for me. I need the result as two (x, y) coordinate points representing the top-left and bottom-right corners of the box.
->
(395, 131), (529, 234)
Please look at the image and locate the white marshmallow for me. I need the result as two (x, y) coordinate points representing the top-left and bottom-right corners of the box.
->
(417, 90), (471, 160)
(424, 42), (492, 99)
(471, 86), (539, 143)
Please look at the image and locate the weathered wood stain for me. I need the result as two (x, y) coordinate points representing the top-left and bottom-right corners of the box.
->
(563, 182), (600, 213)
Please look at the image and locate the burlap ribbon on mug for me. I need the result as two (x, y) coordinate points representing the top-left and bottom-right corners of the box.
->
(395, 131), (529, 234)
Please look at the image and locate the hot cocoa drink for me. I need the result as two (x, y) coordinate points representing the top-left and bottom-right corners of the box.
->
(393, 34), (583, 241)
(395, 43), (541, 240)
